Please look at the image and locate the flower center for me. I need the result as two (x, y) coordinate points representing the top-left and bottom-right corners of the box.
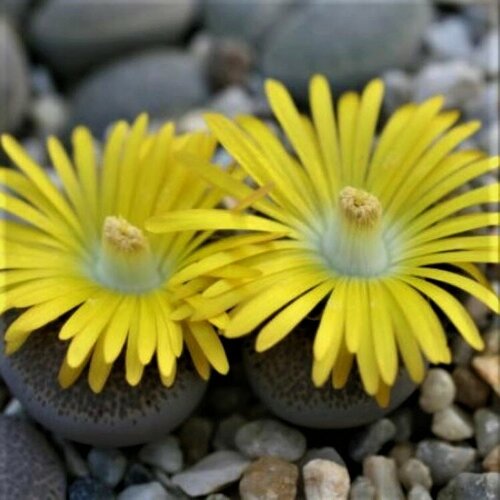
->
(319, 186), (389, 277)
(93, 216), (163, 293)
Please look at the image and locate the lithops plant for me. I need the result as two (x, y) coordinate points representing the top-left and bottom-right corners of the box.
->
(148, 75), (499, 425)
(0, 116), (233, 445)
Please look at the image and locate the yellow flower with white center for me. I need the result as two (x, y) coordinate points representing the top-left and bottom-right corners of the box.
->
(147, 76), (500, 406)
(0, 115), (232, 393)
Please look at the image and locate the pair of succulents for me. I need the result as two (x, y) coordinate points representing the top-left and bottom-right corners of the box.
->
(1, 76), (498, 446)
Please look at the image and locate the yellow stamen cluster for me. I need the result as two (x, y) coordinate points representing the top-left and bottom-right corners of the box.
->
(339, 186), (382, 229)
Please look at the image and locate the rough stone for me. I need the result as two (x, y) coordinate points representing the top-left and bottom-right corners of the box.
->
(419, 369), (456, 414)
(350, 418), (396, 462)
(437, 472), (500, 500)
(363, 456), (404, 500)
(474, 408), (500, 457)
(473, 355), (500, 396)
(398, 458), (433, 491)
(432, 405), (475, 441)
(453, 366), (491, 409)
(139, 436), (184, 474)
(88, 448), (127, 488)
(303, 458), (350, 500)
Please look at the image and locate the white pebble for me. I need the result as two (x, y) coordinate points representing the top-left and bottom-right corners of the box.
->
(432, 405), (475, 441)
(419, 369), (456, 413)
(139, 435), (183, 474)
(303, 459), (350, 500)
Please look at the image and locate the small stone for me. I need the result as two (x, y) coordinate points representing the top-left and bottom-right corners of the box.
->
(436, 472), (500, 500)
(52, 436), (89, 478)
(390, 408), (414, 443)
(483, 445), (500, 472)
(152, 469), (188, 499)
(389, 443), (415, 467)
(213, 414), (247, 451)
(483, 328), (500, 355)
(474, 408), (500, 457)
(209, 86), (256, 118)
(415, 440), (476, 486)
(2, 398), (26, 418)
(179, 417), (214, 464)
(432, 405), (475, 441)
(206, 495), (230, 500)
(123, 463), (155, 488)
(465, 295), (491, 329)
(350, 418), (396, 462)
(118, 481), (169, 500)
(453, 366), (491, 409)
(235, 419), (306, 461)
(88, 448), (127, 488)
(301, 447), (345, 468)
(408, 484), (433, 500)
(68, 477), (114, 500)
(479, 122), (499, 156)
(398, 458), (433, 491)
(363, 456), (404, 500)
(476, 29), (499, 77)
(348, 476), (375, 500)
(451, 337), (475, 366)
(472, 355), (500, 396)
(172, 451), (250, 497)
(139, 436), (184, 474)
(419, 369), (456, 413)
(303, 459), (350, 500)
(382, 70), (413, 114)
(30, 94), (69, 136)
(424, 16), (473, 60)
(239, 456), (298, 500)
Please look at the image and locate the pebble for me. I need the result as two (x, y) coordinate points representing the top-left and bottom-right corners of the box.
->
(413, 60), (483, 109)
(261, 1), (431, 99)
(436, 472), (500, 500)
(88, 448), (127, 488)
(239, 456), (298, 500)
(432, 405), (475, 441)
(476, 29), (499, 77)
(235, 418), (306, 461)
(29, 0), (199, 75)
(68, 477), (114, 500)
(1, 0), (31, 23)
(479, 122), (499, 156)
(0, 416), (66, 499)
(303, 458), (350, 500)
(452, 366), (491, 409)
(472, 355), (500, 396)
(398, 458), (433, 490)
(348, 476), (375, 500)
(118, 481), (169, 500)
(424, 16), (473, 60)
(139, 436), (184, 474)
(349, 418), (396, 462)
(483, 328), (500, 355)
(206, 495), (230, 500)
(209, 86), (256, 118)
(419, 369), (456, 414)
(213, 414), (247, 451)
(382, 69), (414, 114)
(123, 463), (155, 488)
(465, 295), (491, 329)
(179, 417), (214, 464)
(474, 408), (500, 457)
(301, 447), (345, 468)
(70, 49), (208, 136)
(52, 437), (89, 478)
(408, 484), (433, 500)
(0, 16), (29, 133)
(482, 445), (500, 472)
(363, 456), (404, 500)
(30, 94), (69, 137)
(389, 442), (416, 467)
(172, 451), (250, 497)
(390, 408), (414, 443)
(451, 337), (475, 366)
(415, 440), (476, 486)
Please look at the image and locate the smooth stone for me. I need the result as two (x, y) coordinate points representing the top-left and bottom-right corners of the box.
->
(239, 456), (298, 500)
(88, 448), (127, 488)
(123, 463), (155, 488)
(432, 405), (475, 441)
(348, 476), (375, 500)
(179, 416), (214, 464)
(70, 50), (208, 136)
(29, 0), (198, 75)
(363, 456), (404, 500)
(213, 414), (247, 451)
(203, 0), (294, 45)
(408, 484), (433, 500)
(389, 442), (416, 468)
(52, 436), (89, 478)
(242, 331), (417, 429)
(382, 69), (414, 114)
(419, 369), (456, 414)
(476, 30), (499, 77)
(261, 0), (432, 100)
(350, 418), (396, 462)
(118, 481), (169, 500)
(235, 418), (306, 461)
(474, 408), (500, 457)
(303, 458), (350, 500)
(209, 86), (256, 118)
(151, 469), (189, 499)
(139, 436), (183, 474)
(437, 472), (500, 500)
(30, 94), (69, 136)
(301, 447), (345, 468)
(398, 458), (433, 490)
(68, 477), (114, 500)
(464, 81), (498, 127)
(472, 355), (500, 396)
(0, 16), (29, 132)
(0, 416), (66, 499)
(0, 326), (207, 447)
(483, 445), (500, 472)
(452, 366), (491, 409)
(415, 440), (476, 486)
(424, 16), (473, 60)
(172, 451), (250, 497)
(2, 397), (26, 418)
(390, 408), (414, 443)
(413, 60), (483, 109)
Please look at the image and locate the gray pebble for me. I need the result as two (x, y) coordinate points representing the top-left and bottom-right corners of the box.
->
(30, 94), (69, 137)
(408, 484), (433, 500)
(474, 408), (500, 457)
(209, 86), (256, 118)
(52, 436), (89, 478)
(390, 408), (414, 443)
(235, 418), (306, 461)
(451, 337), (475, 366)
(419, 369), (456, 414)
(479, 122), (499, 155)
(206, 495), (230, 500)
(349, 476), (375, 500)
(139, 436), (184, 474)
(382, 69), (414, 114)
(118, 481), (169, 500)
(179, 417), (214, 464)
(1, 0), (31, 23)
(350, 418), (396, 462)
(363, 456), (404, 500)
(415, 440), (476, 486)
(68, 477), (113, 500)
(123, 463), (155, 488)
(432, 405), (475, 441)
(464, 81), (498, 126)
(424, 16), (473, 60)
(476, 29), (499, 77)
(398, 458), (433, 491)
(437, 472), (500, 500)
(88, 448), (127, 488)
(213, 414), (247, 451)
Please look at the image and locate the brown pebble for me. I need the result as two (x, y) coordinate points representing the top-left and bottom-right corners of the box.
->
(239, 456), (298, 500)
(472, 355), (500, 396)
(483, 328), (500, 355)
(452, 366), (491, 409)
(483, 445), (500, 472)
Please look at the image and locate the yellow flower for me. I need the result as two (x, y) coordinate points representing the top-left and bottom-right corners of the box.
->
(0, 115), (231, 393)
(148, 75), (500, 405)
